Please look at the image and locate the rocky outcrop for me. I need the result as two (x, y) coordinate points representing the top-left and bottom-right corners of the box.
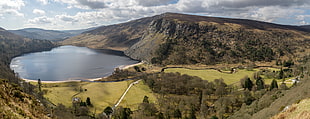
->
(63, 13), (310, 65)
(125, 13), (310, 64)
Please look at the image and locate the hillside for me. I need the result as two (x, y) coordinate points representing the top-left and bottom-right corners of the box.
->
(61, 17), (155, 51)
(9, 27), (95, 41)
(300, 25), (310, 31)
(0, 27), (56, 118)
(62, 13), (310, 65)
(0, 78), (48, 118)
(272, 98), (310, 119)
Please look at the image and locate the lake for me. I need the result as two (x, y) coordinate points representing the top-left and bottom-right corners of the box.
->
(10, 45), (139, 81)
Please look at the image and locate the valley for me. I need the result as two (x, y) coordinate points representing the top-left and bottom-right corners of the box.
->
(0, 12), (310, 119)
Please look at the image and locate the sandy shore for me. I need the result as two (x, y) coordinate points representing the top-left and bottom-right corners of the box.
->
(21, 61), (144, 83)
(22, 78), (82, 83)
(118, 61), (144, 70)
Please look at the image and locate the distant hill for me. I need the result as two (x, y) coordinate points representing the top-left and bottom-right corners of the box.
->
(62, 13), (310, 65)
(62, 16), (155, 51)
(0, 27), (56, 118)
(9, 27), (96, 41)
(300, 25), (310, 31)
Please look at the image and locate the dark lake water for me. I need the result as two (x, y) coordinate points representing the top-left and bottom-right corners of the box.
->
(10, 45), (139, 81)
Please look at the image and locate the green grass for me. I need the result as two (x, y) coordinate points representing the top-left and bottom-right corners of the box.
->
(165, 68), (257, 85)
(119, 81), (157, 110)
(41, 80), (157, 113)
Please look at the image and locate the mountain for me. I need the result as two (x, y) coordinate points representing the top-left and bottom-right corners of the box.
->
(0, 27), (55, 118)
(300, 25), (310, 31)
(62, 16), (155, 51)
(9, 27), (96, 41)
(0, 27), (55, 79)
(62, 13), (310, 65)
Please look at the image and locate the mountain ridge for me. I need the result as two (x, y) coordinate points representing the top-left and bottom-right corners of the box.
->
(9, 27), (96, 41)
(62, 13), (310, 65)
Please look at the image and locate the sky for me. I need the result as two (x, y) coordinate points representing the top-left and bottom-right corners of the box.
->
(0, 0), (310, 30)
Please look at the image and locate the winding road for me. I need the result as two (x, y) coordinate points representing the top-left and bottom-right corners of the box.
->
(113, 79), (141, 109)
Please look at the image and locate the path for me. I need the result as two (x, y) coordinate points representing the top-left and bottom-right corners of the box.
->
(113, 79), (141, 109)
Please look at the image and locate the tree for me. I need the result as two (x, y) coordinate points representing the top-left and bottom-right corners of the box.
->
(158, 112), (164, 119)
(112, 107), (132, 119)
(143, 96), (149, 103)
(104, 106), (113, 117)
(278, 68), (284, 79)
(121, 108), (132, 119)
(243, 90), (254, 105)
(80, 101), (87, 106)
(86, 97), (92, 106)
(139, 102), (158, 116)
(244, 77), (253, 91)
(214, 79), (227, 97)
(256, 77), (265, 90)
(134, 66), (141, 72)
(38, 78), (42, 92)
(270, 79), (278, 90)
(174, 109), (182, 119)
(189, 106), (197, 119)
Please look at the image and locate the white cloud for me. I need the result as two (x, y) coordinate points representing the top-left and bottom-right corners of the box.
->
(18, 0), (310, 30)
(28, 16), (52, 24)
(296, 15), (310, 25)
(56, 14), (78, 22)
(135, 0), (177, 6)
(76, 0), (106, 9)
(248, 6), (304, 22)
(33, 9), (46, 15)
(0, 0), (25, 17)
(36, 0), (48, 5)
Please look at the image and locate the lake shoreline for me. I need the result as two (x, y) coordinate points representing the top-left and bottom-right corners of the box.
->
(21, 61), (144, 83)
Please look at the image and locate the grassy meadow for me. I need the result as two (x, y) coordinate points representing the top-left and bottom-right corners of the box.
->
(164, 68), (257, 85)
(39, 80), (157, 113)
(164, 67), (292, 87)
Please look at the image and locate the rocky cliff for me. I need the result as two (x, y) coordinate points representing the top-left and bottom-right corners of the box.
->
(62, 13), (310, 65)
(125, 13), (310, 64)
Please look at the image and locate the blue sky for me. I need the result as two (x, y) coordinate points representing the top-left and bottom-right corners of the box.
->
(0, 0), (310, 30)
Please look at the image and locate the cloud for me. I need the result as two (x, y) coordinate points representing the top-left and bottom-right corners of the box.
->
(0, 0), (25, 17)
(56, 14), (78, 22)
(247, 6), (304, 22)
(36, 0), (48, 5)
(33, 9), (46, 15)
(28, 16), (52, 24)
(135, 0), (177, 6)
(296, 15), (310, 25)
(53, 0), (106, 9)
(76, 0), (106, 9)
(21, 0), (310, 30)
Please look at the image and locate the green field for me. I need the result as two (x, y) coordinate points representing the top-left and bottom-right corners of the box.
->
(165, 68), (257, 85)
(41, 80), (157, 112)
(164, 67), (293, 87)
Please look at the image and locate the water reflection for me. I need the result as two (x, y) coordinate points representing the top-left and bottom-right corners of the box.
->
(10, 45), (139, 81)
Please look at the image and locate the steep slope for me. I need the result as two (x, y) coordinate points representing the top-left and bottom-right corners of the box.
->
(62, 13), (310, 65)
(9, 28), (95, 41)
(272, 98), (310, 119)
(0, 78), (48, 118)
(0, 28), (56, 64)
(0, 27), (56, 118)
(125, 13), (310, 64)
(61, 16), (155, 51)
